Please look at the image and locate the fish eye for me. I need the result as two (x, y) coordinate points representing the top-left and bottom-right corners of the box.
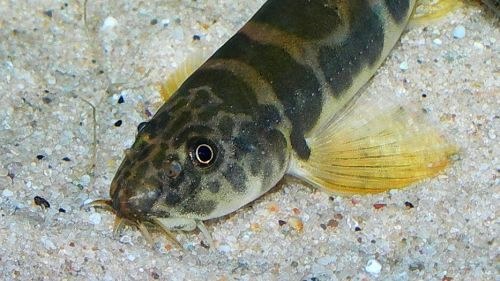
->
(195, 144), (214, 164)
(166, 161), (182, 178)
(189, 139), (218, 168)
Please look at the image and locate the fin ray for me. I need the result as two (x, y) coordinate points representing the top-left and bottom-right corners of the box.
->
(160, 50), (209, 101)
(289, 99), (457, 195)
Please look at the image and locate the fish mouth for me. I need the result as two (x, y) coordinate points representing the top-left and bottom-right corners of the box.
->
(86, 198), (182, 247)
(108, 177), (162, 221)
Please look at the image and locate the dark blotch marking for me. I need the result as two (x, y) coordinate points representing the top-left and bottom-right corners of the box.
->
(169, 97), (189, 113)
(319, 0), (385, 95)
(291, 129), (310, 159)
(266, 129), (288, 170)
(151, 143), (169, 169)
(233, 136), (257, 158)
(251, 0), (342, 40)
(165, 192), (182, 205)
(208, 181), (221, 193)
(190, 89), (212, 108)
(222, 164), (247, 192)
(384, 0), (410, 23)
(167, 111), (191, 137)
(257, 104), (282, 130)
(181, 198), (216, 216)
(134, 161), (150, 180)
(186, 173), (201, 195)
(134, 144), (154, 162)
(212, 33), (321, 160)
(217, 116), (234, 137)
(197, 104), (222, 121)
(183, 68), (258, 115)
(143, 109), (170, 139)
(173, 125), (213, 148)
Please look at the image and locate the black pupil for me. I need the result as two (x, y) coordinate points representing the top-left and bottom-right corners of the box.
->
(197, 145), (213, 163)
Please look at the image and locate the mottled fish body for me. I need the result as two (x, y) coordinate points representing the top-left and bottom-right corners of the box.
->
(91, 0), (455, 244)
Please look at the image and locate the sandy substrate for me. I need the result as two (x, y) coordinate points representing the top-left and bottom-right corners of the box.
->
(0, 1), (498, 280)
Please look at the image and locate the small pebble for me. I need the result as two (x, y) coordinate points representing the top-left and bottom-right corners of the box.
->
(399, 61), (409, 70)
(365, 259), (382, 275)
(41, 237), (57, 250)
(101, 16), (118, 31)
(2, 189), (14, 197)
(317, 256), (336, 266)
(218, 244), (231, 254)
(114, 120), (123, 127)
(34, 196), (50, 208)
(89, 212), (102, 225)
(433, 38), (442, 45)
(119, 235), (132, 244)
(452, 25), (465, 39)
(289, 216), (304, 232)
(404, 201), (415, 209)
(80, 174), (91, 187)
(44, 10), (53, 18)
(488, 129), (496, 139)
(117, 95), (124, 104)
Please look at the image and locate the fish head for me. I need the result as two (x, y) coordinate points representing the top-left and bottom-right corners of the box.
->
(109, 84), (289, 224)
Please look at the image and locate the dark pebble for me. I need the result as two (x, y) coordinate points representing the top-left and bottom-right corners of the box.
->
(200, 240), (210, 249)
(354, 226), (362, 231)
(150, 18), (158, 25)
(36, 155), (45, 160)
(278, 220), (286, 226)
(44, 10), (53, 17)
(58, 208), (66, 213)
(62, 157), (71, 161)
(114, 120), (122, 127)
(42, 97), (52, 104)
(151, 272), (160, 280)
(34, 196), (50, 208)
(193, 34), (201, 41)
(117, 95), (124, 104)
(404, 201), (415, 208)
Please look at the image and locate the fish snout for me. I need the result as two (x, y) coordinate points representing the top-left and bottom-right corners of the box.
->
(110, 178), (160, 220)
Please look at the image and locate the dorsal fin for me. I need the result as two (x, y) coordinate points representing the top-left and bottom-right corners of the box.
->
(160, 49), (209, 101)
(288, 98), (457, 195)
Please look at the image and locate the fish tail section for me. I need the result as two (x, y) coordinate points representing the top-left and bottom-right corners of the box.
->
(288, 100), (457, 195)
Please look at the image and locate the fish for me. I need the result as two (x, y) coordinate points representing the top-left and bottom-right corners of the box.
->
(90, 0), (456, 247)
(482, 0), (500, 16)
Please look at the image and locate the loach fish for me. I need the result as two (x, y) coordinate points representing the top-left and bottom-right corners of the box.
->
(90, 0), (456, 247)
(482, 0), (500, 16)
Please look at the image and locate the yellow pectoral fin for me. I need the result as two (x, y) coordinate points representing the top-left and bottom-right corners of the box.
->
(289, 102), (457, 196)
(410, 0), (464, 27)
(160, 50), (210, 101)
